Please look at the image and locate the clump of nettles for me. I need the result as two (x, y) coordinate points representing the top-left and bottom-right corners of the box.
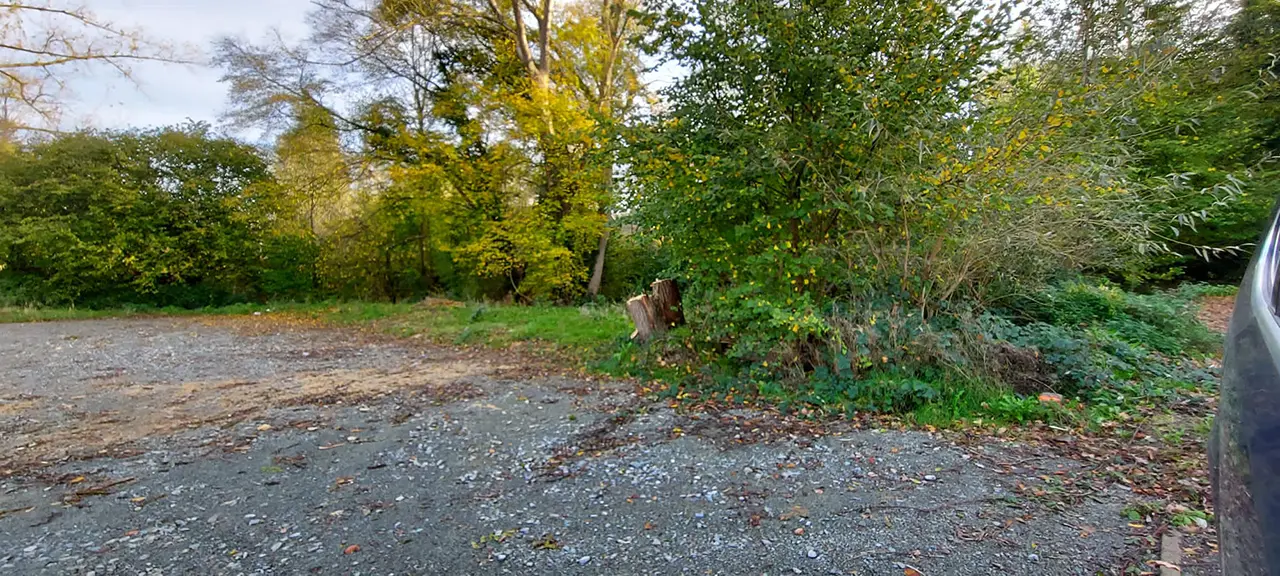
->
(652, 279), (1221, 417)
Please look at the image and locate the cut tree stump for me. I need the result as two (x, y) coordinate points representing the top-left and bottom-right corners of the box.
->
(626, 279), (683, 342)
(626, 294), (663, 341)
(650, 279), (685, 328)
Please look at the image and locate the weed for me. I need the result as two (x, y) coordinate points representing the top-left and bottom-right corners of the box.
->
(1160, 428), (1186, 446)
(1170, 508), (1211, 527)
(1123, 502), (1160, 522)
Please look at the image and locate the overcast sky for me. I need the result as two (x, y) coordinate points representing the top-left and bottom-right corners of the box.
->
(62, 0), (314, 133)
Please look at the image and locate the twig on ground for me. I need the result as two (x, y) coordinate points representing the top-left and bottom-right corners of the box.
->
(859, 496), (1008, 515)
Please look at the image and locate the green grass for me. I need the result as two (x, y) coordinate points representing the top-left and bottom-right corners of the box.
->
(0, 301), (381, 324)
(373, 302), (631, 351)
(0, 306), (131, 323)
(269, 300), (630, 353)
(0, 304), (248, 323)
(1, 300), (632, 360)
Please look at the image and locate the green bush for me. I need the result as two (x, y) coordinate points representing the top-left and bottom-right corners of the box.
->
(806, 367), (941, 414)
(974, 279), (1223, 399)
(0, 125), (308, 307)
(1011, 281), (1220, 356)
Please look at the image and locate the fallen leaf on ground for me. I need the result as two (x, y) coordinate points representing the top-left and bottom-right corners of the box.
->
(533, 534), (560, 550)
(1038, 392), (1064, 403)
(256, 424), (272, 431)
(1148, 559), (1181, 572)
(904, 567), (925, 576)
(343, 544), (360, 554)
(780, 505), (809, 520)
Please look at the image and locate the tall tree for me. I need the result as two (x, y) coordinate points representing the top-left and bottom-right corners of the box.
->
(275, 100), (351, 236)
(214, 0), (644, 300)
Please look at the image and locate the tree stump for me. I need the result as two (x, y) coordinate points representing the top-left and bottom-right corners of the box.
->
(650, 279), (684, 328)
(626, 294), (663, 341)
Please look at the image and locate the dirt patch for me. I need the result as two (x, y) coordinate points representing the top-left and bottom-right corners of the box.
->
(0, 318), (504, 474)
(1197, 295), (1235, 334)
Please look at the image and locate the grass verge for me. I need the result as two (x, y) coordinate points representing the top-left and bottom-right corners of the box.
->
(1, 300), (632, 364)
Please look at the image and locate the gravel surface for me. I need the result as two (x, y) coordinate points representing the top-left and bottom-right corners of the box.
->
(0, 317), (1154, 574)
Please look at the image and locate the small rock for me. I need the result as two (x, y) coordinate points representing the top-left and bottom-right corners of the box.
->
(270, 541), (283, 552)
(578, 556), (591, 565)
(807, 549), (819, 559)
(1194, 517), (1208, 529)
(694, 513), (705, 519)
(793, 528), (805, 536)
(495, 553), (507, 562)
(924, 475), (938, 481)
(247, 519), (261, 526)
(1028, 553), (1040, 562)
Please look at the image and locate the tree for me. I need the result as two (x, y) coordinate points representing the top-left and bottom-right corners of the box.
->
(0, 125), (300, 306)
(1019, 0), (1279, 280)
(624, 0), (1218, 366)
(214, 0), (645, 301)
(274, 100), (351, 237)
(0, 1), (174, 137)
(555, 0), (645, 295)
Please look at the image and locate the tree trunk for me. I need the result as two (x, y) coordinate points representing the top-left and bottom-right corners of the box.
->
(384, 249), (396, 303)
(587, 227), (609, 296)
(650, 279), (684, 328)
(1079, 0), (1094, 85)
(626, 294), (663, 341)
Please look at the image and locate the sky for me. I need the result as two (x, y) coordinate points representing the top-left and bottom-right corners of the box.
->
(61, 0), (314, 132)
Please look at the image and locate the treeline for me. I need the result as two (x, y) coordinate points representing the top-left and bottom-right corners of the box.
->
(0, 126), (312, 307)
(0, 0), (1276, 336)
(0, 123), (661, 306)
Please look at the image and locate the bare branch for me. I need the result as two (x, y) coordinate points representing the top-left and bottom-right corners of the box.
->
(0, 1), (180, 137)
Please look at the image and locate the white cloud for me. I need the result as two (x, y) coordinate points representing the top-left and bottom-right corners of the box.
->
(60, 0), (313, 132)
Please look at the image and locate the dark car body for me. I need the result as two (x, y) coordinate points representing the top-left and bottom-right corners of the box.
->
(1212, 207), (1280, 575)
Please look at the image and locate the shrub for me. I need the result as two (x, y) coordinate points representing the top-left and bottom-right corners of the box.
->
(0, 126), (303, 307)
(1010, 281), (1220, 356)
(626, 0), (1234, 378)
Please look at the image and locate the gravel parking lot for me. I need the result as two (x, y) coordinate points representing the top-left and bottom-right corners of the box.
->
(0, 317), (1171, 574)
